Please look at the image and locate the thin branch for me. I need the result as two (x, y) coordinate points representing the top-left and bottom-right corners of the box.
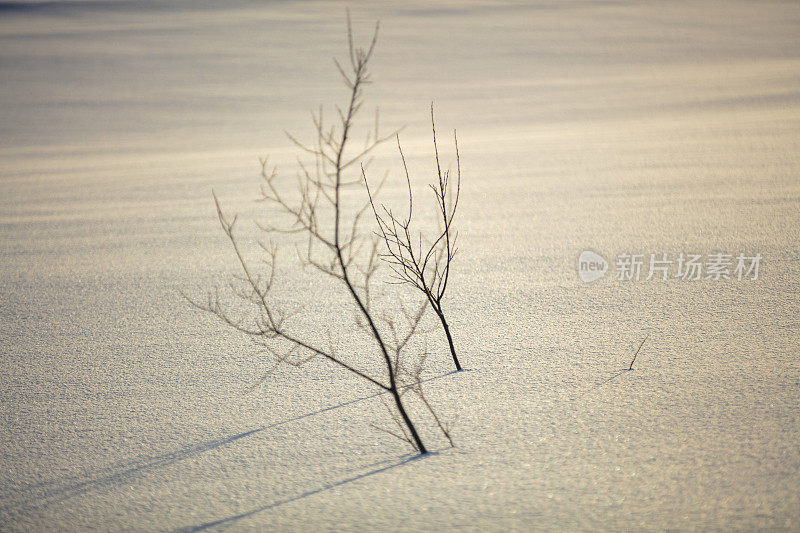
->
(629, 334), (650, 370)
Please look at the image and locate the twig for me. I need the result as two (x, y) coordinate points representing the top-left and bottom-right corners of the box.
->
(629, 333), (650, 370)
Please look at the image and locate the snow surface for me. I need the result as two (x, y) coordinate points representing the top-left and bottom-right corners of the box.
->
(1, 0), (799, 531)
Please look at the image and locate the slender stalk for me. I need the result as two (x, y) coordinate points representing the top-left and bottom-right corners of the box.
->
(434, 304), (461, 371)
(330, 33), (426, 452)
(629, 333), (649, 370)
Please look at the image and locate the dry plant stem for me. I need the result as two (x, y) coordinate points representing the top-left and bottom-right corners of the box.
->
(325, 25), (426, 454)
(629, 333), (650, 370)
(364, 104), (463, 371)
(188, 17), (433, 454)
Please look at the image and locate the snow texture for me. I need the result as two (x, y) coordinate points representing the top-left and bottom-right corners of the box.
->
(1, 0), (799, 530)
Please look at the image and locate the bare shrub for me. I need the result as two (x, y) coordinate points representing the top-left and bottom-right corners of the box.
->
(186, 17), (453, 454)
(364, 104), (463, 371)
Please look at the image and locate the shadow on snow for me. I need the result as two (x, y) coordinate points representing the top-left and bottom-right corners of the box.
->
(176, 453), (430, 532)
(1, 370), (461, 521)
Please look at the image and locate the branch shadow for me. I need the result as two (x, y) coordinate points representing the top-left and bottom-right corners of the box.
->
(1, 370), (460, 520)
(574, 368), (632, 399)
(175, 453), (429, 532)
